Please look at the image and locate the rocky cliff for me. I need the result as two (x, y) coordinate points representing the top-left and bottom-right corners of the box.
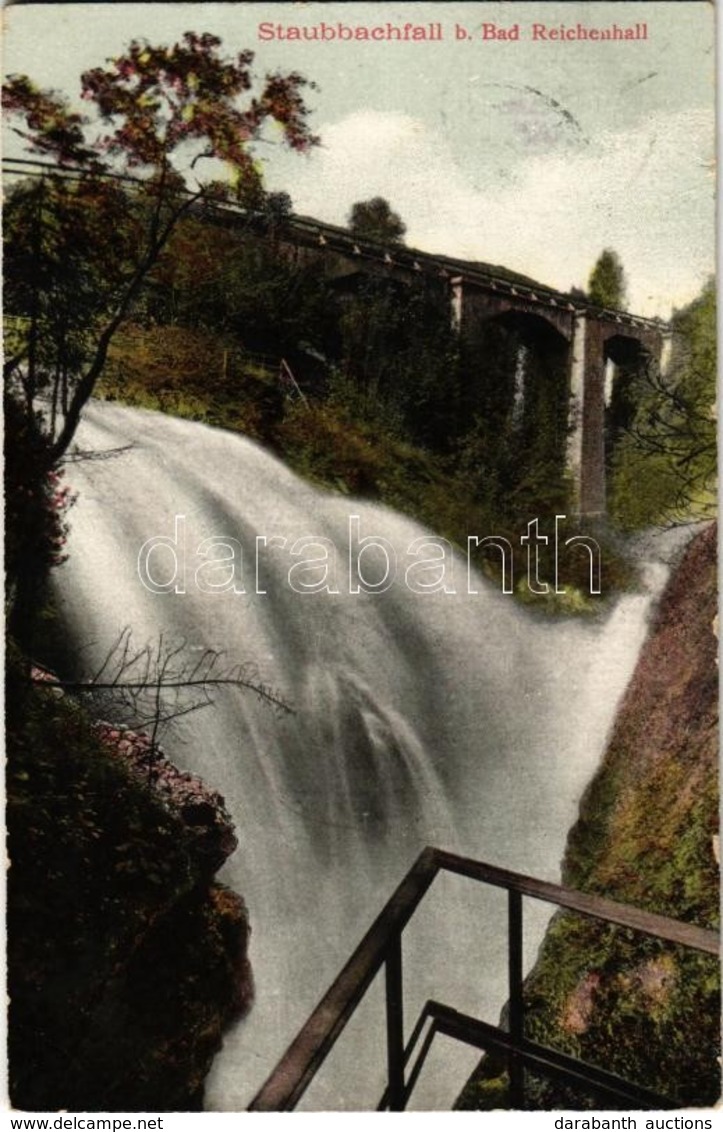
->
(458, 523), (719, 1109)
(7, 677), (253, 1111)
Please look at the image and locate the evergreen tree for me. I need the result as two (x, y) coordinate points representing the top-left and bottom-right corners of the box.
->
(587, 248), (627, 310)
(348, 196), (406, 245)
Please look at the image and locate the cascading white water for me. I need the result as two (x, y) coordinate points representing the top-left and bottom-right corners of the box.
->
(52, 402), (669, 1111)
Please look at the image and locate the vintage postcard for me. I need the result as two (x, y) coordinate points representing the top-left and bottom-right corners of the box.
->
(3, 0), (718, 1121)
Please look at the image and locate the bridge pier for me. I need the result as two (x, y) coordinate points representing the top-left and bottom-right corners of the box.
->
(566, 314), (587, 515)
(278, 211), (667, 521)
(574, 316), (608, 518)
(567, 318), (665, 518)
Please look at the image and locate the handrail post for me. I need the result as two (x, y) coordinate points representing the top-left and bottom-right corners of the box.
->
(385, 932), (405, 1110)
(508, 888), (525, 1108)
(248, 847), (718, 1112)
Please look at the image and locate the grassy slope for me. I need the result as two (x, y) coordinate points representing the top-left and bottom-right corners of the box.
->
(100, 321), (632, 607)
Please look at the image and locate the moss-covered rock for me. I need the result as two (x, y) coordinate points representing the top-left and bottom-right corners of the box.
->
(7, 672), (253, 1111)
(458, 524), (719, 1109)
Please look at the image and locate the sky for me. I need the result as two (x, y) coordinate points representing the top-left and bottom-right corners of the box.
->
(2, 1), (716, 317)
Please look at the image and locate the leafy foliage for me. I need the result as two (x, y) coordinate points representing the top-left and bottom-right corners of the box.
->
(348, 195), (406, 244)
(148, 214), (334, 357)
(3, 32), (318, 465)
(610, 278), (716, 526)
(335, 275), (461, 448)
(454, 314), (572, 523)
(4, 394), (75, 584)
(4, 175), (142, 436)
(587, 248), (627, 310)
(4, 33), (318, 643)
(5, 33), (316, 179)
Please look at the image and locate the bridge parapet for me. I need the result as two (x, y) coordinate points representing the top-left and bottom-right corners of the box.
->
(3, 156), (670, 516)
(273, 210), (669, 516)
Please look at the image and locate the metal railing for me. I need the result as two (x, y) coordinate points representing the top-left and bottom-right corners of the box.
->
(247, 846), (719, 1112)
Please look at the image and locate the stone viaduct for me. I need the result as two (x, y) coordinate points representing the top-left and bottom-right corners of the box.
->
(273, 212), (670, 518)
(1, 158), (670, 517)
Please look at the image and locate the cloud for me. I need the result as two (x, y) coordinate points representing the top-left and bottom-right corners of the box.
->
(268, 110), (453, 226)
(265, 106), (714, 317)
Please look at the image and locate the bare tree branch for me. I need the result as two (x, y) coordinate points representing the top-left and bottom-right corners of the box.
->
(30, 629), (294, 763)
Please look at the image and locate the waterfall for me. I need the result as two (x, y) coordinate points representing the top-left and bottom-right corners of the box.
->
(52, 402), (667, 1111)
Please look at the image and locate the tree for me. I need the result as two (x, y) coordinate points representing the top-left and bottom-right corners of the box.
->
(335, 274), (461, 448)
(263, 190), (294, 227)
(3, 34), (318, 641)
(348, 196), (406, 245)
(587, 248), (627, 310)
(143, 211), (334, 362)
(4, 174), (142, 438)
(610, 278), (716, 527)
(3, 32), (318, 468)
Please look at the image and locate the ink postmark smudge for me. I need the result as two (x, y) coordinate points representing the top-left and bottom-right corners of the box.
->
(482, 80), (589, 149)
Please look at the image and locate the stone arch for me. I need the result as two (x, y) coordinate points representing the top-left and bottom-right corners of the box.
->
(458, 307), (572, 510)
(602, 332), (652, 469)
(576, 319), (663, 516)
